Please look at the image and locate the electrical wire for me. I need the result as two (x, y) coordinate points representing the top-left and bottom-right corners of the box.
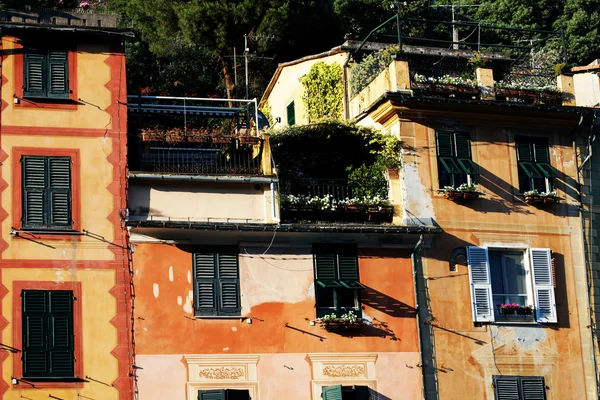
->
(489, 325), (502, 375)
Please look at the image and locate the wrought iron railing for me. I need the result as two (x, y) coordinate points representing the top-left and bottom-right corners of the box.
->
(287, 179), (355, 200)
(139, 146), (261, 175)
(493, 294), (535, 323)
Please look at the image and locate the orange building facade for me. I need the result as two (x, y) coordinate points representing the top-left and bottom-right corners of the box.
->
(0, 16), (132, 400)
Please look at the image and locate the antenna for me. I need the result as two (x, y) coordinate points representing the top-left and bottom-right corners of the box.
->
(242, 32), (276, 100)
(431, 4), (482, 50)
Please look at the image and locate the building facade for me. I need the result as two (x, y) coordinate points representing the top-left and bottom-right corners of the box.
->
(0, 14), (133, 400)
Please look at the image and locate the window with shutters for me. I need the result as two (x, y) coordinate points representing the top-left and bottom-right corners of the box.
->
(467, 246), (557, 324)
(515, 137), (556, 193)
(321, 384), (371, 400)
(314, 246), (364, 318)
(23, 48), (70, 99)
(493, 375), (546, 400)
(21, 290), (75, 379)
(436, 131), (479, 188)
(287, 101), (296, 126)
(21, 156), (72, 230)
(198, 389), (250, 400)
(193, 251), (241, 316)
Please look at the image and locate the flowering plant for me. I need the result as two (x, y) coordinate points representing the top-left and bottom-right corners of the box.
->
(413, 73), (477, 87)
(497, 303), (533, 314)
(341, 196), (391, 207)
(523, 189), (558, 197)
(442, 184), (480, 193)
(494, 80), (560, 93)
(320, 310), (359, 323)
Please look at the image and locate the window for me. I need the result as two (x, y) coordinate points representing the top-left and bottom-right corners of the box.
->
(22, 156), (72, 230)
(322, 385), (371, 400)
(286, 101), (296, 126)
(467, 247), (556, 323)
(23, 48), (69, 99)
(493, 376), (546, 400)
(21, 290), (74, 378)
(436, 131), (479, 188)
(516, 137), (556, 193)
(314, 246), (364, 318)
(198, 389), (250, 400)
(193, 251), (241, 316)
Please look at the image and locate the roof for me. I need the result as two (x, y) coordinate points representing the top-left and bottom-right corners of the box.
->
(0, 21), (134, 37)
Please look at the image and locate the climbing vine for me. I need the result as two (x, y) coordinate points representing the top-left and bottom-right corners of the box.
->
(299, 62), (343, 122)
(350, 45), (400, 98)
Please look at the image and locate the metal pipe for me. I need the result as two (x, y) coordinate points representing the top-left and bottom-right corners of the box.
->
(128, 172), (278, 184)
(253, 98), (259, 137)
(270, 182), (280, 223)
(126, 95), (256, 104)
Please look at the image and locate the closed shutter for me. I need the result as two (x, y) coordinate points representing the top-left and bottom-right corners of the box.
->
(47, 51), (69, 98)
(436, 132), (454, 157)
(48, 157), (71, 227)
(338, 255), (365, 290)
(287, 101), (295, 126)
(22, 156), (46, 227)
(521, 377), (546, 399)
(24, 52), (45, 97)
(494, 376), (519, 400)
(516, 140), (534, 162)
(47, 291), (74, 376)
(315, 254), (340, 288)
(193, 253), (217, 315)
(322, 385), (343, 400)
(217, 254), (240, 315)
(533, 141), (550, 163)
(22, 291), (48, 377)
(198, 390), (226, 400)
(455, 132), (471, 159)
(530, 249), (557, 323)
(467, 246), (494, 322)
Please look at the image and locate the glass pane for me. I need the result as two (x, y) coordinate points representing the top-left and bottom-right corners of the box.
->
(503, 252), (527, 306)
(316, 286), (335, 308)
(489, 251), (505, 294)
(338, 289), (356, 309)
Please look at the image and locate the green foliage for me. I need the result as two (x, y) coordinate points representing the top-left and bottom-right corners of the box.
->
(347, 162), (387, 199)
(270, 120), (401, 182)
(299, 62), (343, 122)
(467, 52), (488, 68)
(350, 45), (399, 98)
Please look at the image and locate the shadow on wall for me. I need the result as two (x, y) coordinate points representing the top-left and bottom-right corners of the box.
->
(361, 285), (416, 318)
(550, 252), (570, 329)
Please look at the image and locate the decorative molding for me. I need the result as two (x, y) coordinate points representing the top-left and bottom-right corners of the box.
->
(323, 364), (365, 378)
(199, 367), (245, 380)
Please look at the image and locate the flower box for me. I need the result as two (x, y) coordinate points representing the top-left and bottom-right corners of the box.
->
(319, 319), (363, 331)
(524, 195), (560, 206)
(344, 204), (367, 213)
(539, 91), (562, 105)
(442, 190), (482, 201)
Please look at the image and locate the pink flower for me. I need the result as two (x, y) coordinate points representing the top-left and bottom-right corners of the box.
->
(79, 1), (89, 7)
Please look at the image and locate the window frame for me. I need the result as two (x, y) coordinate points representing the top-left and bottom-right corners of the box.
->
(12, 281), (83, 388)
(467, 246), (556, 324)
(12, 147), (81, 235)
(192, 249), (242, 317)
(435, 131), (479, 188)
(198, 389), (251, 400)
(515, 136), (557, 194)
(313, 246), (364, 319)
(493, 375), (546, 400)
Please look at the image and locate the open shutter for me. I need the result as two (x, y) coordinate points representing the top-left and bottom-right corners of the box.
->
(530, 249), (556, 323)
(315, 254), (341, 288)
(516, 140), (534, 162)
(494, 376), (519, 400)
(48, 291), (74, 377)
(217, 253), (240, 315)
(193, 253), (217, 315)
(48, 157), (72, 228)
(436, 132), (454, 157)
(338, 255), (365, 289)
(467, 246), (494, 322)
(22, 290), (49, 377)
(354, 385), (371, 400)
(322, 385), (343, 400)
(22, 156), (46, 227)
(24, 52), (45, 97)
(455, 132), (471, 159)
(47, 51), (69, 98)
(198, 390), (226, 400)
(521, 377), (546, 400)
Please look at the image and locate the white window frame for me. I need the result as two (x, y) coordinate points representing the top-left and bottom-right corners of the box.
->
(467, 246), (556, 324)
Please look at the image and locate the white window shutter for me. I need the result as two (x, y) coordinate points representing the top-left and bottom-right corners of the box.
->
(467, 246), (494, 322)
(530, 248), (557, 323)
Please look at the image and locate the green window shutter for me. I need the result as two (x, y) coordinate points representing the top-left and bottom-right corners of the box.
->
(47, 291), (74, 377)
(521, 377), (546, 400)
(217, 253), (240, 315)
(338, 255), (364, 290)
(22, 291), (49, 377)
(193, 253), (217, 315)
(198, 390), (226, 400)
(455, 132), (471, 159)
(533, 141), (550, 163)
(48, 157), (72, 227)
(315, 254), (341, 288)
(47, 51), (69, 98)
(518, 162), (543, 179)
(287, 101), (296, 126)
(24, 52), (45, 97)
(494, 376), (519, 400)
(322, 385), (343, 400)
(22, 156), (46, 227)
(438, 157), (463, 174)
(516, 140), (534, 162)
(436, 132), (454, 157)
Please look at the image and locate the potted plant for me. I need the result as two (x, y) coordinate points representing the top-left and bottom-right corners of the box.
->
(497, 303), (534, 322)
(318, 311), (363, 331)
(439, 184), (483, 201)
(524, 190), (560, 205)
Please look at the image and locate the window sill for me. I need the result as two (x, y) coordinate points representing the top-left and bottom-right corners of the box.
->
(12, 229), (83, 241)
(14, 376), (84, 389)
(194, 315), (246, 320)
(16, 96), (79, 110)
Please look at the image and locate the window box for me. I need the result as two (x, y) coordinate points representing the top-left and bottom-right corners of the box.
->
(319, 318), (363, 331)
(539, 91), (562, 105)
(344, 204), (367, 213)
(411, 82), (479, 98)
(524, 194), (560, 206)
(442, 190), (483, 201)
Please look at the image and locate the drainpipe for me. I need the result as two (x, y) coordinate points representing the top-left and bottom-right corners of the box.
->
(575, 112), (600, 397)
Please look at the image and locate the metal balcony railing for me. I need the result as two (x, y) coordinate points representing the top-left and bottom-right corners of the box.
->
(139, 146), (261, 175)
(288, 179), (355, 200)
